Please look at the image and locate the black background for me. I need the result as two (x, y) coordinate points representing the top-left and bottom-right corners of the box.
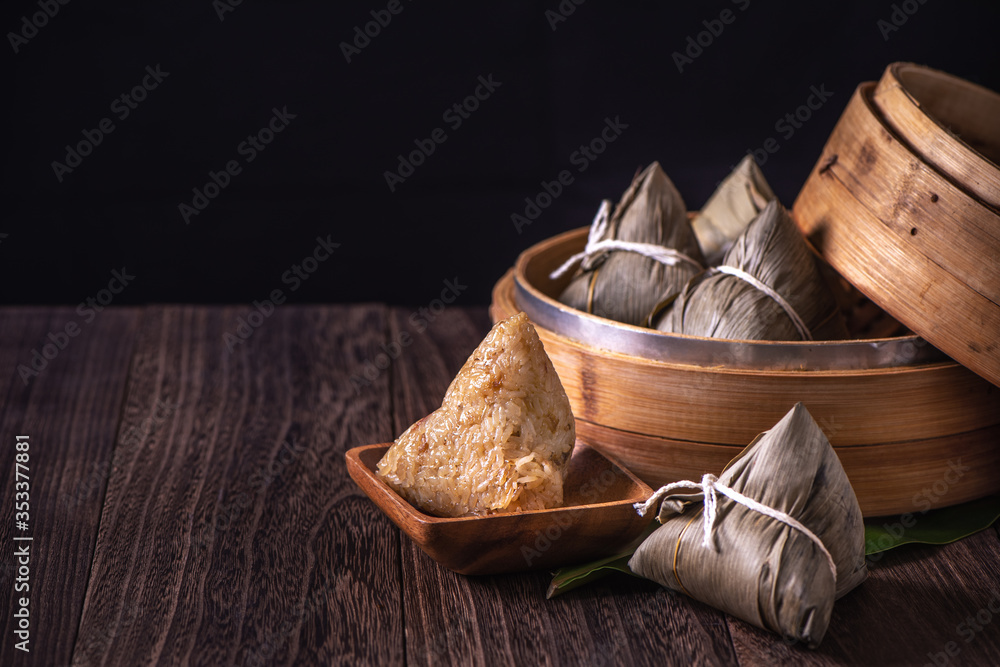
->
(4, 0), (998, 307)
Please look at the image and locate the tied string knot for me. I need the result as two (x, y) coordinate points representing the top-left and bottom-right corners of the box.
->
(634, 473), (837, 582)
(549, 200), (704, 280)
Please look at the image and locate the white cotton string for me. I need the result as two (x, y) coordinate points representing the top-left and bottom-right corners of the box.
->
(633, 479), (702, 519)
(549, 201), (703, 280)
(709, 265), (813, 341)
(634, 473), (837, 582)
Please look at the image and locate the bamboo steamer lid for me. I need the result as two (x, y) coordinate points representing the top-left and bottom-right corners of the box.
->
(872, 62), (1000, 210)
(794, 80), (1000, 388)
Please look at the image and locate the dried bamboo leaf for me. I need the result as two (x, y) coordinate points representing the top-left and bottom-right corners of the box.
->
(654, 200), (848, 340)
(628, 403), (867, 648)
(692, 155), (776, 264)
(559, 162), (705, 326)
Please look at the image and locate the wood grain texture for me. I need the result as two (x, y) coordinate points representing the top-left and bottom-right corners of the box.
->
(873, 62), (1000, 209)
(817, 83), (1000, 306)
(388, 306), (739, 667)
(70, 305), (404, 666)
(794, 83), (1000, 388)
(3, 304), (999, 667)
(0, 307), (139, 667)
(728, 530), (1000, 666)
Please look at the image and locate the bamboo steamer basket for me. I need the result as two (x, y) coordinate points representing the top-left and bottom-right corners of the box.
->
(490, 227), (1000, 517)
(795, 81), (1000, 388)
(871, 62), (1000, 210)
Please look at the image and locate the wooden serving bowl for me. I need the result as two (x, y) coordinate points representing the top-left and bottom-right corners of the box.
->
(490, 227), (1000, 517)
(795, 82), (1000, 388)
(346, 442), (654, 575)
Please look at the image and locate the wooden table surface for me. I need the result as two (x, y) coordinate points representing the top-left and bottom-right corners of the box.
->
(2, 305), (999, 666)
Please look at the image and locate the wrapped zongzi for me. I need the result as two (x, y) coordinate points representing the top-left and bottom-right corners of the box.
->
(653, 200), (848, 340)
(629, 403), (867, 648)
(691, 155), (776, 264)
(555, 162), (705, 326)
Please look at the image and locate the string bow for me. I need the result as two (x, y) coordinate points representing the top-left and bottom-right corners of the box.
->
(549, 200), (703, 280)
(634, 473), (837, 581)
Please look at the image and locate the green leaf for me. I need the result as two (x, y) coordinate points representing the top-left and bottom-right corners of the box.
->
(864, 495), (1000, 555)
(546, 552), (636, 599)
(546, 522), (655, 599)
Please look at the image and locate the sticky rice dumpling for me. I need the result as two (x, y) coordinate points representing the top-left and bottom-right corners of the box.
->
(653, 200), (848, 340)
(556, 162), (705, 326)
(377, 312), (575, 517)
(692, 155), (776, 264)
(629, 403), (867, 648)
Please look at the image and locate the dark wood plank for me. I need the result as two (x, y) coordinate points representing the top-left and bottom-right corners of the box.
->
(728, 529), (1000, 665)
(0, 307), (140, 667)
(12, 301), (996, 666)
(389, 306), (739, 667)
(71, 305), (404, 666)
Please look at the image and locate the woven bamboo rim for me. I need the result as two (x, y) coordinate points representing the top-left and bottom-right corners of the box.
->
(795, 83), (1000, 388)
(515, 227), (942, 370)
(872, 62), (1000, 210)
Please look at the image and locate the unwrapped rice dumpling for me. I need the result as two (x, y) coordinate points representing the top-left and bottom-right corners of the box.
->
(692, 155), (776, 264)
(653, 200), (848, 340)
(629, 403), (867, 648)
(556, 162), (705, 325)
(377, 312), (575, 517)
